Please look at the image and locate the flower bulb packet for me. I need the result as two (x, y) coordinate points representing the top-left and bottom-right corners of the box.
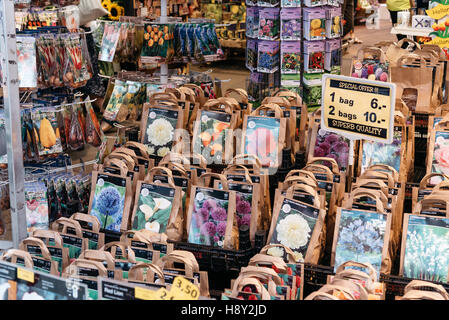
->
(102, 79), (129, 125)
(267, 197), (325, 264)
(88, 171), (132, 233)
(325, 6), (342, 39)
(303, 40), (325, 73)
(428, 130), (449, 185)
(246, 39), (259, 72)
(401, 214), (449, 283)
(303, 8), (325, 41)
(98, 21), (122, 62)
(258, 8), (280, 40)
(16, 36), (37, 89)
(325, 39), (341, 73)
(246, 7), (260, 38)
(31, 107), (63, 157)
(25, 181), (49, 233)
(186, 187), (236, 249)
(281, 8), (302, 40)
(140, 104), (183, 158)
(281, 41), (301, 74)
(332, 208), (392, 278)
(281, 0), (301, 7)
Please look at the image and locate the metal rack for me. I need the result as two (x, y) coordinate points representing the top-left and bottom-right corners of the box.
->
(0, 0), (28, 249)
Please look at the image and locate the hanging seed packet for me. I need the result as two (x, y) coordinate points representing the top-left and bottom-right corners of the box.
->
(258, 0), (279, 8)
(281, 8), (302, 40)
(98, 22), (122, 62)
(257, 40), (280, 73)
(258, 8), (280, 40)
(303, 8), (326, 41)
(103, 79), (129, 124)
(243, 115), (283, 167)
(246, 7), (260, 38)
(88, 172), (132, 233)
(401, 214), (449, 283)
(428, 131), (449, 185)
(187, 187), (236, 249)
(332, 208), (390, 279)
(192, 110), (233, 164)
(325, 6), (342, 39)
(25, 181), (49, 233)
(282, 0), (301, 7)
(303, 72), (323, 107)
(16, 36), (37, 89)
(0, 111), (6, 165)
(267, 197), (324, 263)
(140, 105), (182, 158)
(281, 41), (301, 74)
(141, 23), (175, 60)
(31, 107), (63, 157)
(325, 39), (341, 73)
(131, 182), (178, 234)
(303, 40), (325, 73)
(246, 39), (258, 71)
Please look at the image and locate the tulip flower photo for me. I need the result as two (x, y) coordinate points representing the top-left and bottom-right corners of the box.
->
(430, 131), (449, 184)
(244, 116), (280, 167)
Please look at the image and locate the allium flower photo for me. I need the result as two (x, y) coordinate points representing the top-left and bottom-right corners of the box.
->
(90, 179), (126, 232)
(270, 199), (319, 261)
(334, 209), (387, 275)
(143, 109), (177, 157)
(430, 131), (449, 185)
(313, 126), (350, 171)
(188, 189), (229, 248)
(361, 129), (402, 174)
(403, 215), (449, 283)
(244, 116), (280, 167)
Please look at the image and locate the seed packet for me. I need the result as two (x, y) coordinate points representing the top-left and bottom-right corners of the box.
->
(0, 111), (6, 166)
(102, 79), (129, 125)
(98, 22), (122, 62)
(281, 41), (301, 74)
(302, 72), (323, 107)
(282, 0), (301, 7)
(246, 39), (258, 72)
(25, 181), (49, 234)
(303, 8), (326, 41)
(31, 107), (63, 157)
(258, 0), (279, 7)
(246, 7), (260, 38)
(325, 6), (342, 39)
(332, 208), (391, 278)
(186, 177), (237, 249)
(427, 130), (449, 184)
(63, 34), (90, 88)
(257, 40), (280, 73)
(16, 36), (37, 89)
(141, 23), (174, 61)
(267, 196), (325, 264)
(281, 8), (302, 40)
(258, 8), (280, 40)
(401, 214), (449, 283)
(303, 40), (325, 73)
(325, 39), (341, 73)
(304, 0), (323, 6)
(59, 5), (79, 32)
(88, 171), (132, 233)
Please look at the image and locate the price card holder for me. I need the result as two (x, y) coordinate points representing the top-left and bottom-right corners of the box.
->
(135, 286), (157, 300)
(169, 276), (200, 300)
(17, 267), (34, 283)
(155, 287), (175, 300)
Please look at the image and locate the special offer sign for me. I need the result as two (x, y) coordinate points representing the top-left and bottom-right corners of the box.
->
(321, 74), (396, 144)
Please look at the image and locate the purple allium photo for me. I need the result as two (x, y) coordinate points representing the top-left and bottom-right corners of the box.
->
(240, 214), (251, 226)
(319, 142), (331, 154)
(314, 146), (326, 157)
(325, 134), (339, 145)
(200, 221), (217, 237)
(96, 186), (121, 217)
(236, 200), (251, 215)
(211, 206), (227, 221)
(216, 221), (227, 236)
(202, 199), (216, 211)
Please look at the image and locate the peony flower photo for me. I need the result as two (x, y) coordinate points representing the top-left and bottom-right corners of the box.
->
(244, 116), (280, 167)
(431, 131), (449, 184)
(270, 198), (319, 261)
(143, 108), (178, 157)
(188, 189), (230, 248)
(313, 126), (350, 171)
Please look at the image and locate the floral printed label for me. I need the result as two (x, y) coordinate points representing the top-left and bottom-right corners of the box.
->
(219, 182), (253, 229)
(244, 116), (280, 167)
(361, 128), (402, 175)
(90, 174), (127, 233)
(25, 182), (49, 233)
(132, 183), (175, 233)
(143, 108), (179, 157)
(334, 209), (387, 277)
(313, 125), (350, 171)
(98, 22), (122, 62)
(431, 131), (449, 185)
(194, 110), (231, 163)
(270, 198), (320, 262)
(403, 215), (449, 282)
(103, 80), (128, 122)
(31, 110), (63, 156)
(17, 36), (37, 88)
(188, 188), (230, 248)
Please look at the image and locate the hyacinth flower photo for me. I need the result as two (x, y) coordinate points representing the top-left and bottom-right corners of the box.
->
(362, 129), (402, 174)
(90, 176), (126, 233)
(313, 125), (350, 171)
(188, 189), (229, 248)
(334, 209), (387, 275)
(142, 108), (178, 158)
(244, 116), (280, 167)
(403, 215), (449, 283)
(270, 198), (319, 263)
(430, 131), (449, 185)
(132, 183), (174, 233)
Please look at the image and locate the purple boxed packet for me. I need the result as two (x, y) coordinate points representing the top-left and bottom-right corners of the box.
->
(325, 6), (342, 39)
(325, 39), (341, 72)
(246, 39), (259, 71)
(281, 8), (302, 40)
(257, 40), (280, 73)
(258, 8), (280, 40)
(303, 7), (326, 41)
(281, 41), (301, 74)
(303, 40), (325, 73)
(246, 7), (260, 38)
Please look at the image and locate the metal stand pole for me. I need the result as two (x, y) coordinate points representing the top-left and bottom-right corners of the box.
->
(160, 0), (168, 85)
(0, 0), (28, 249)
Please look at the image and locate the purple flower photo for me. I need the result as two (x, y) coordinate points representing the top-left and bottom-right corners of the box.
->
(313, 126), (350, 171)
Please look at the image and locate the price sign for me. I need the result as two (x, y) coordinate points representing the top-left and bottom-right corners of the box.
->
(17, 267), (34, 283)
(135, 286), (157, 300)
(321, 74), (396, 144)
(169, 276), (200, 300)
(155, 288), (174, 300)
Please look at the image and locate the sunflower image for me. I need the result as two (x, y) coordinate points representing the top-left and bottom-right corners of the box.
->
(108, 3), (123, 21)
(102, 0), (111, 11)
